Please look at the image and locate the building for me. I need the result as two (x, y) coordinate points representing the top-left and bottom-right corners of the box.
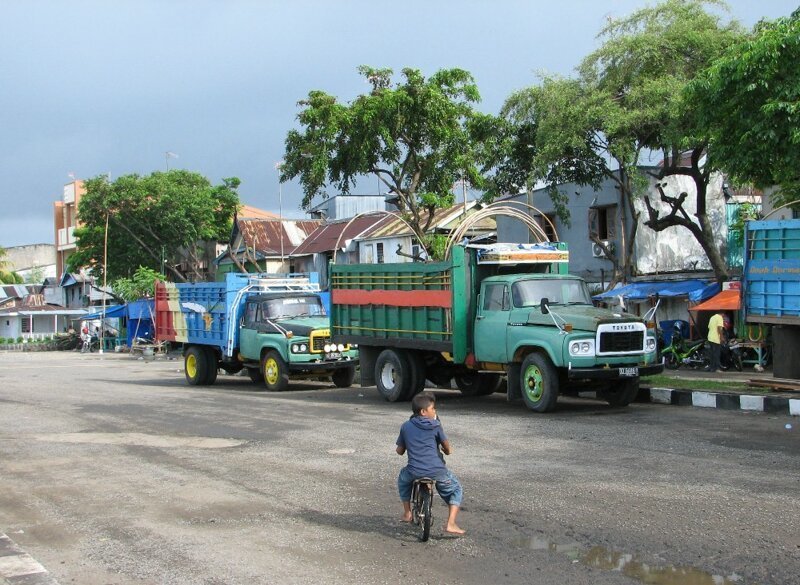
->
(0, 244), (56, 282)
(53, 180), (85, 278)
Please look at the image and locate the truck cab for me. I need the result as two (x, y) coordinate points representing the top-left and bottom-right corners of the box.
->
(475, 273), (660, 410)
(239, 291), (358, 391)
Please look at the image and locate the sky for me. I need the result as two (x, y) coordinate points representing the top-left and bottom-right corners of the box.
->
(1, 0), (796, 248)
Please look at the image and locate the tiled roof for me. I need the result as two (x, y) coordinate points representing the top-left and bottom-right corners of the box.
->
(238, 205), (278, 219)
(235, 219), (321, 256)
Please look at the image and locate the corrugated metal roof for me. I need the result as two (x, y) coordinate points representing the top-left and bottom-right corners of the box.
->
(236, 219), (321, 256)
(292, 216), (391, 255)
(359, 202), (494, 240)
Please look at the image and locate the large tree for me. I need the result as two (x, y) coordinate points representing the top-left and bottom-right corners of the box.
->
(281, 66), (488, 252)
(691, 9), (800, 206)
(498, 0), (742, 285)
(69, 170), (240, 282)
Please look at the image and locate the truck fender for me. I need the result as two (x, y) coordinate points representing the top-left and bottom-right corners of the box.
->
(259, 342), (288, 363)
(512, 344), (561, 369)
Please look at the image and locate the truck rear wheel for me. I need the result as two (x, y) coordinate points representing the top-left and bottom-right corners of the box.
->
(601, 378), (639, 407)
(375, 349), (411, 402)
(203, 347), (218, 385)
(404, 351), (427, 399)
(331, 366), (356, 388)
(185, 346), (210, 386)
(520, 353), (558, 412)
(455, 373), (502, 396)
(262, 350), (289, 392)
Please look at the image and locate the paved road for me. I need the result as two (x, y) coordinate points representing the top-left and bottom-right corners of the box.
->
(0, 352), (797, 585)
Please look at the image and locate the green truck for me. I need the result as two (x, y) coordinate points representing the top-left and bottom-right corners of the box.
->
(329, 243), (662, 412)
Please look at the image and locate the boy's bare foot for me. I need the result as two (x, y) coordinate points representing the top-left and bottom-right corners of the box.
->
(401, 513), (413, 523)
(444, 523), (465, 535)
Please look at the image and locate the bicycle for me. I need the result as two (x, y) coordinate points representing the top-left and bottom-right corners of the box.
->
(410, 477), (435, 542)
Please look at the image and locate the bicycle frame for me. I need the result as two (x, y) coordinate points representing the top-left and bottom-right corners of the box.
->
(410, 478), (435, 542)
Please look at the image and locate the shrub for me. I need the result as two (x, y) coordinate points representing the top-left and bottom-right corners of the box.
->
(16, 336), (23, 343)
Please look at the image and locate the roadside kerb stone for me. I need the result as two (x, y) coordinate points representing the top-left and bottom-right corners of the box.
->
(638, 387), (798, 416)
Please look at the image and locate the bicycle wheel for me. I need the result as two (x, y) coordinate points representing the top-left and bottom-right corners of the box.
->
(420, 488), (432, 542)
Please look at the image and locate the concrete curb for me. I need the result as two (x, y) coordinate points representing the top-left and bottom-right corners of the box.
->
(639, 387), (799, 417)
(0, 533), (60, 584)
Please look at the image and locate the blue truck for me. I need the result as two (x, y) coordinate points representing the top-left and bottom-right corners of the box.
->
(743, 219), (800, 379)
(154, 273), (359, 389)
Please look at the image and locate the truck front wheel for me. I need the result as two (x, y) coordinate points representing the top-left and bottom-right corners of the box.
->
(520, 353), (559, 412)
(375, 349), (411, 402)
(185, 346), (210, 386)
(331, 366), (356, 388)
(262, 351), (289, 392)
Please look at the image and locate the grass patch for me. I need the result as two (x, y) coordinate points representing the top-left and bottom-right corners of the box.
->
(642, 374), (767, 393)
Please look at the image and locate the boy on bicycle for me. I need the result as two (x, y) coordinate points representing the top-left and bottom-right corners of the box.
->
(396, 392), (465, 535)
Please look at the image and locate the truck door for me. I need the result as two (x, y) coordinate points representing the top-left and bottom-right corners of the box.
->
(238, 300), (261, 360)
(473, 282), (511, 363)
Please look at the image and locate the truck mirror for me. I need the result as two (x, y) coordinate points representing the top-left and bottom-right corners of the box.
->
(540, 298), (550, 314)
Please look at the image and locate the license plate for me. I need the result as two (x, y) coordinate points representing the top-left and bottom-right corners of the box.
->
(619, 367), (638, 377)
(325, 352), (342, 360)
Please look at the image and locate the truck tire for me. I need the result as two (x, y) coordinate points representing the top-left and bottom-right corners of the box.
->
(601, 378), (639, 407)
(375, 349), (411, 402)
(520, 353), (559, 412)
(404, 351), (427, 399)
(203, 347), (218, 385)
(261, 350), (289, 392)
(185, 346), (210, 386)
(455, 373), (502, 396)
(331, 366), (356, 388)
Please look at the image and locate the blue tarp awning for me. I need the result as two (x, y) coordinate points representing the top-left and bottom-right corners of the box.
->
(593, 280), (719, 303)
(82, 299), (154, 320)
(82, 304), (127, 319)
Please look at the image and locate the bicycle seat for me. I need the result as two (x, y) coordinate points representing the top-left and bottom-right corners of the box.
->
(413, 477), (435, 484)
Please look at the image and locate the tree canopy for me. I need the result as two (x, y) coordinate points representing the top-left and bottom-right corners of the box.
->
(111, 266), (165, 301)
(498, 0), (743, 284)
(0, 247), (23, 284)
(281, 66), (489, 250)
(69, 170), (240, 282)
(691, 9), (800, 206)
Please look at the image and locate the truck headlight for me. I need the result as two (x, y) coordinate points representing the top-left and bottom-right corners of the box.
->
(337, 343), (345, 352)
(569, 340), (595, 356)
(291, 343), (309, 353)
(646, 337), (656, 352)
(324, 343), (332, 353)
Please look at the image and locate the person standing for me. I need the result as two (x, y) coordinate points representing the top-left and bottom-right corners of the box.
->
(706, 312), (725, 372)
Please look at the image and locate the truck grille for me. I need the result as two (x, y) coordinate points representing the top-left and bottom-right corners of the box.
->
(311, 336), (330, 352)
(599, 331), (644, 353)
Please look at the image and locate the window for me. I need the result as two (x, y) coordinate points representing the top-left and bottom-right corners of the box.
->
(377, 243), (384, 264)
(364, 244), (374, 264)
(588, 205), (617, 240)
(483, 284), (509, 311)
(534, 214), (557, 242)
(245, 302), (259, 326)
(411, 238), (422, 260)
(21, 316), (31, 333)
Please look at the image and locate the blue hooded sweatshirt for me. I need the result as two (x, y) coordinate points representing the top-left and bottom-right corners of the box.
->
(397, 415), (448, 479)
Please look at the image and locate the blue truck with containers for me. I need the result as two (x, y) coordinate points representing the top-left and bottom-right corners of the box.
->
(154, 273), (358, 390)
(743, 219), (800, 379)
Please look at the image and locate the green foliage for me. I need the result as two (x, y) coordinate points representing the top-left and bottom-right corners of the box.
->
(24, 265), (45, 284)
(0, 270), (24, 284)
(421, 234), (449, 261)
(68, 170), (240, 282)
(282, 66), (489, 247)
(691, 9), (800, 204)
(111, 266), (166, 301)
(16, 336), (23, 343)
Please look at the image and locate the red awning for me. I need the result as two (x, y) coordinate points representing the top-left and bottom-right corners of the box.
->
(689, 289), (741, 312)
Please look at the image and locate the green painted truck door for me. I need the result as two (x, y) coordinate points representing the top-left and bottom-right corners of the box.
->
(473, 282), (510, 363)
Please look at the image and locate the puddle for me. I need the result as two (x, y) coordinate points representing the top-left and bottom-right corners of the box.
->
(33, 432), (244, 449)
(514, 536), (744, 584)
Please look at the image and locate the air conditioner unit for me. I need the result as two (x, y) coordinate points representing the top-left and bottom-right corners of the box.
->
(592, 240), (614, 258)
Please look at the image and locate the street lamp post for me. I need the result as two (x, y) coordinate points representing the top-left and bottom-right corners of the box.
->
(275, 161), (285, 266)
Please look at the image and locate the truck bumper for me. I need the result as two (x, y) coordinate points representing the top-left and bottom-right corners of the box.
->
(287, 357), (358, 374)
(567, 362), (663, 380)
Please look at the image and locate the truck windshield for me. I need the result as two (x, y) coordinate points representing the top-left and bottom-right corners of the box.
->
(262, 297), (326, 320)
(512, 279), (592, 308)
